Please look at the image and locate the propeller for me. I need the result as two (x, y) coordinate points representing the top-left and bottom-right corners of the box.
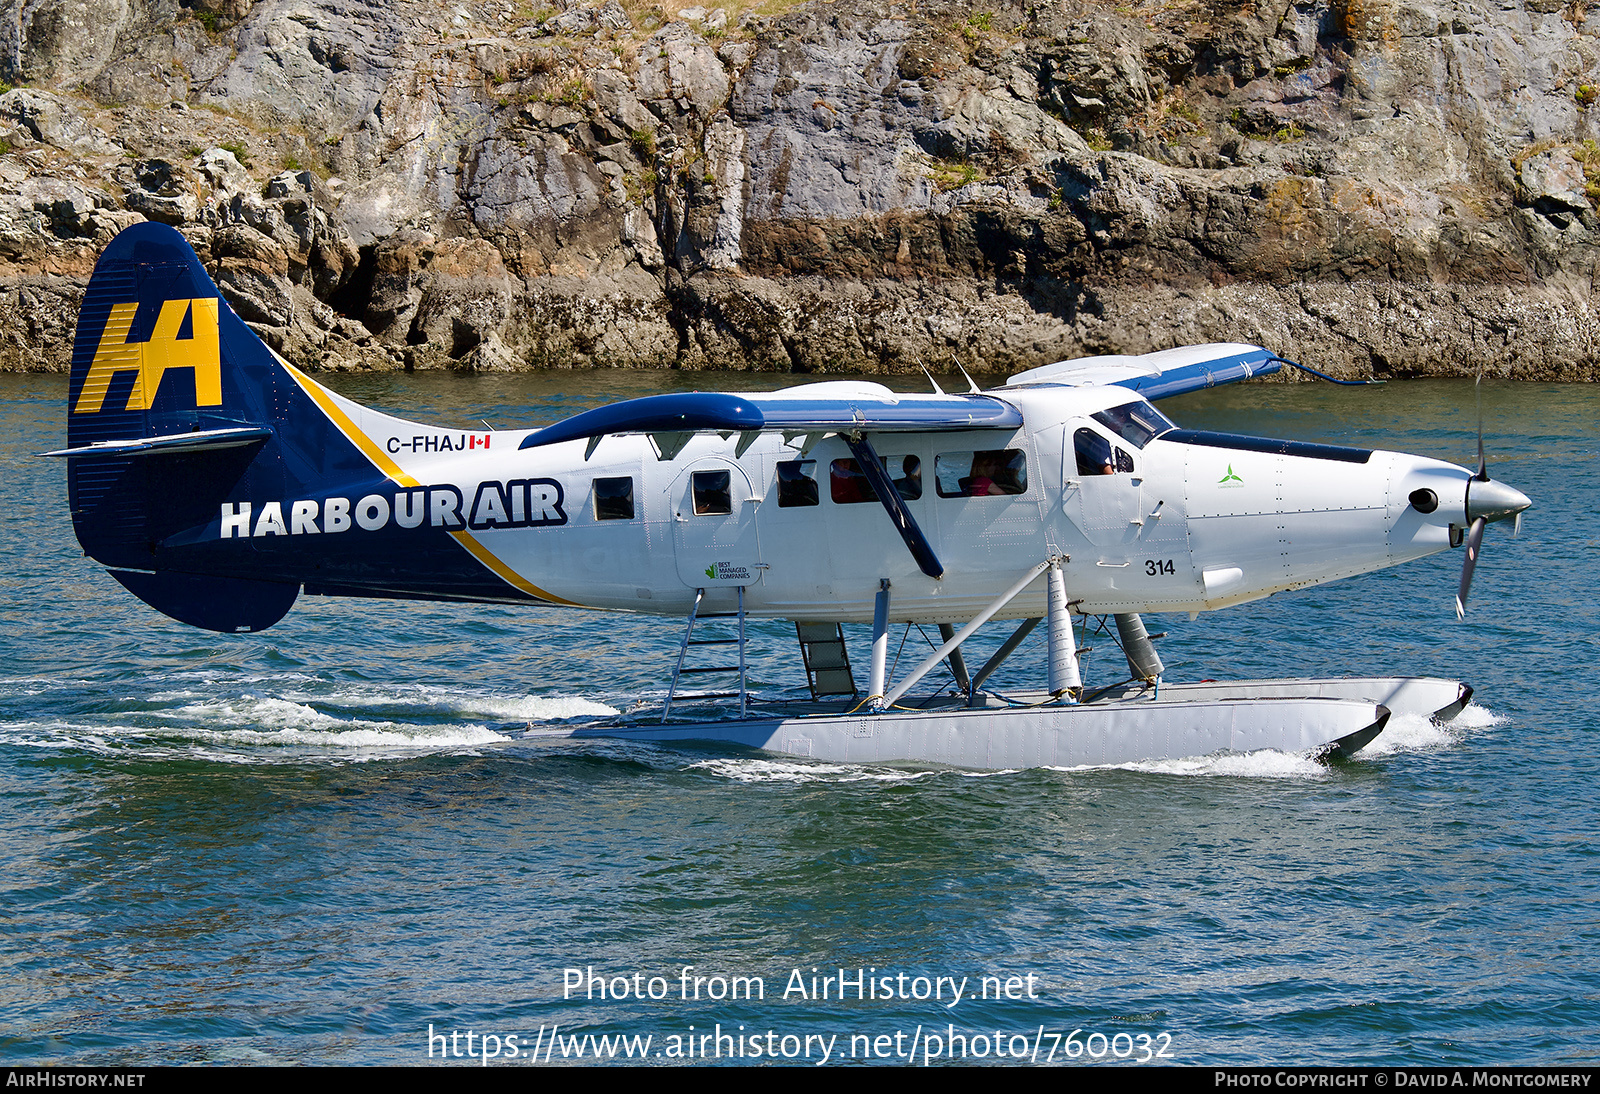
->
(1454, 515), (1485, 620)
(1454, 372), (1531, 619)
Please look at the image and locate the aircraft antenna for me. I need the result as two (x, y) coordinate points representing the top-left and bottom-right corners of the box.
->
(950, 354), (981, 394)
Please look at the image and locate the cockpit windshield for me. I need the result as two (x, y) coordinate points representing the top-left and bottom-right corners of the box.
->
(1091, 400), (1176, 450)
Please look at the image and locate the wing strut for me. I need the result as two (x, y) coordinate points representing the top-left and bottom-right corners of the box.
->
(843, 433), (944, 579)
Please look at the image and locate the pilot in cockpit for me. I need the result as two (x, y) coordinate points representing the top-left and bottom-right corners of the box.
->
(1075, 428), (1118, 476)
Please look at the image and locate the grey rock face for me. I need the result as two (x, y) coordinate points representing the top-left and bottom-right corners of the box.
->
(2, 0), (132, 86)
(208, 0), (415, 131)
(0, 0), (1594, 378)
(1521, 150), (1593, 213)
(637, 22), (729, 118)
(733, 13), (929, 220)
(0, 88), (120, 153)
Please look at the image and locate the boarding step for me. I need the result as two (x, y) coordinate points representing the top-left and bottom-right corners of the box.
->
(664, 587), (749, 722)
(797, 621), (858, 701)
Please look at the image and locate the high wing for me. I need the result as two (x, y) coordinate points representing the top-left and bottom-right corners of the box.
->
(517, 383), (1027, 582)
(521, 345), (1280, 461)
(519, 383), (1024, 455)
(521, 346), (1275, 457)
(1006, 343), (1281, 400)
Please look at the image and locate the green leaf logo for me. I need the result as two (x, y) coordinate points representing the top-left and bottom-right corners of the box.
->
(705, 564), (717, 580)
(1218, 464), (1243, 484)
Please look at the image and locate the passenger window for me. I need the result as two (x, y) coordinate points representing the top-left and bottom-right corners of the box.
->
(1075, 429), (1133, 476)
(935, 450), (1028, 497)
(890, 454), (922, 501)
(830, 459), (875, 504)
(777, 460), (819, 507)
(594, 476), (634, 520)
(692, 470), (732, 515)
(829, 455), (922, 504)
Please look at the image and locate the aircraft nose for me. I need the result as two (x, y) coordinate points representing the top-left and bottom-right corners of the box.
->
(1466, 478), (1532, 525)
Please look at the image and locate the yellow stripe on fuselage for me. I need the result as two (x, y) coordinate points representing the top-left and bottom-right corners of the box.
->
(445, 528), (578, 605)
(281, 362), (579, 607)
(282, 362), (419, 488)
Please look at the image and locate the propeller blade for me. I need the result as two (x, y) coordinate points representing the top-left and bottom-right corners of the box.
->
(1513, 511), (1523, 538)
(1454, 516), (1487, 620)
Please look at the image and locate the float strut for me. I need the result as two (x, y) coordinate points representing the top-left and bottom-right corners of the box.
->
(867, 579), (891, 705)
(737, 584), (748, 718)
(881, 559), (1054, 709)
(1114, 612), (1164, 683)
(938, 623), (971, 694)
(1047, 560), (1081, 702)
(967, 617), (1041, 704)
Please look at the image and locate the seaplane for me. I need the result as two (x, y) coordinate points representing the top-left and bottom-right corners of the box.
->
(41, 223), (1532, 769)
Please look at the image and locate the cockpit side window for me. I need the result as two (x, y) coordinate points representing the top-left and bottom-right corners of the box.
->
(1075, 428), (1133, 476)
(1092, 400), (1175, 449)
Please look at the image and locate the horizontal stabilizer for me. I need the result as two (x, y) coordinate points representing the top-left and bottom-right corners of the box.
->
(520, 385), (1022, 451)
(1007, 344), (1280, 400)
(109, 570), (299, 633)
(38, 426), (272, 459)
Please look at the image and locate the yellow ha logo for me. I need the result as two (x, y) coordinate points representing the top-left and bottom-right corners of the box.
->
(72, 298), (221, 414)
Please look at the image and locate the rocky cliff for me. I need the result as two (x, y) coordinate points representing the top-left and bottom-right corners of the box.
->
(1, 0), (1596, 377)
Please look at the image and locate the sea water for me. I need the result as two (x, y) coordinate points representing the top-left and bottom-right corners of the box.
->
(1, 371), (1595, 1066)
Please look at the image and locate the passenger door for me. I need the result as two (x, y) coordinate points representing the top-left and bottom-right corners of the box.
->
(669, 459), (763, 589)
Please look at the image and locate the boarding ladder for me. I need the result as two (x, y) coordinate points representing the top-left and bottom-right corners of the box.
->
(796, 622), (858, 701)
(663, 587), (749, 721)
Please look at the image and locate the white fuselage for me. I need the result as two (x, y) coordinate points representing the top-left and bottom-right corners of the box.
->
(293, 379), (1475, 624)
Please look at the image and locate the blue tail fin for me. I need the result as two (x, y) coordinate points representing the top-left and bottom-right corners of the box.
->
(58, 222), (538, 631)
(67, 222), (285, 450)
(62, 222), (306, 630)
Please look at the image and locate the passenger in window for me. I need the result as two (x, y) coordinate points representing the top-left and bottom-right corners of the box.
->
(893, 455), (922, 501)
(965, 451), (997, 496)
(967, 451), (1010, 495)
(940, 449), (1025, 497)
(1075, 429), (1116, 476)
(994, 449), (1026, 493)
(830, 459), (874, 504)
